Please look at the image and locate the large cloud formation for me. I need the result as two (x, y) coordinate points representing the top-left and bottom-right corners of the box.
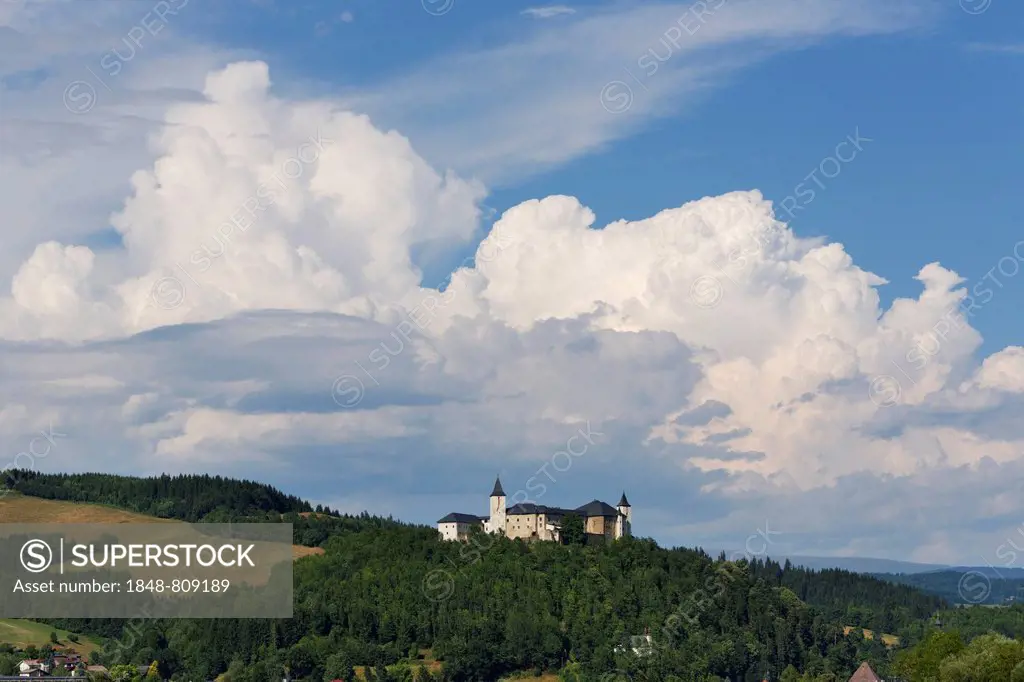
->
(3, 59), (1024, 565)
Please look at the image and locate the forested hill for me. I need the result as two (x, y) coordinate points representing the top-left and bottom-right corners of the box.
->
(0, 468), (408, 547)
(2, 469), (944, 628)
(747, 561), (946, 634)
(2, 469), (315, 520)
(48, 529), (946, 682)
(2, 470), (950, 679)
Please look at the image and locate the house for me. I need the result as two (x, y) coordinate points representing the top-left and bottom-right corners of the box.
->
(613, 629), (655, 657)
(3, 664), (93, 680)
(17, 659), (51, 676)
(50, 653), (83, 675)
(848, 661), (883, 682)
(437, 477), (632, 542)
(0, 678), (85, 681)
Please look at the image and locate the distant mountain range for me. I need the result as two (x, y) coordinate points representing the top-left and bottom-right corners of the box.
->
(714, 550), (1024, 577)
(774, 555), (950, 575)
(709, 550), (950, 575)
(715, 550), (1024, 604)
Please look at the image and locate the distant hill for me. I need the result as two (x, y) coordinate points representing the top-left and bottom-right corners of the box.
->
(946, 566), (1024, 579)
(719, 552), (1024, 579)
(724, 553), (1024, 604)
(719, 553), (951, 575)
(871, 569), (1024, 605)
(781, 555), (950, 574)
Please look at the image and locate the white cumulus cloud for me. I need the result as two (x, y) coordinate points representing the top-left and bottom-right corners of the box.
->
(1, 4), (1021, 563)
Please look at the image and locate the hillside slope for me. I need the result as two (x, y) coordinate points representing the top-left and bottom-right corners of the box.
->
(0, 618), (104, 657)
(1, 469), (315, 521)
(0, 493), (324, 559)
(0, 469), (407, 551)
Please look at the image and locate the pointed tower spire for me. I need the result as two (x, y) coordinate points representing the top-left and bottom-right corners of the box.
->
(614, 491), (632, 539)
(490, 476), (505, 497)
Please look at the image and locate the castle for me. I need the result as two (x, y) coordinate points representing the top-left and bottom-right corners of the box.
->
(437, 477), (632, 543)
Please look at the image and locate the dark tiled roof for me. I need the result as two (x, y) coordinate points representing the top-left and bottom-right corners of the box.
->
(575, 499), (619, 517)
(490, 476), (505, 497)
(544, 507), (574, 516)
(507, 503), (574, 516)
(507, 503), (543, 515)
(507, 500), (621, 518)
(618, 492), (630, 507)
(437, 512), (486, 524)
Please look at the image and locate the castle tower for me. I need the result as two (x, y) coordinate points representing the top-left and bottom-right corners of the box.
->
(488, 476), (506, 535)
(616, 491), (632, 538)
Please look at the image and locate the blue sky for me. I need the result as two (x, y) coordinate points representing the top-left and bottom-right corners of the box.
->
(165, 0), (1024, 352)
(1, 0), (1023, 565)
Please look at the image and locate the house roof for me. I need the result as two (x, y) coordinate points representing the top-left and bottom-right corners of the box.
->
(490, 476), (505, 497)
(848, 662), (882, 682)
(437, 512), (486, 524)
(575, 499), (619, 517)
(618, 492), (630, 507)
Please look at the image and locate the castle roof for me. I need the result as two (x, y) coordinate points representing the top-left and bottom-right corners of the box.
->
(506, 502), (542, 515)
(507, 503), (572, 516)
(490, 476), (505, 497)
(575, 499), (620, 518)
(437, 512), (487, 524)
(618, 492), (630, 507)
(505, 499), (622, 518)
(503, 501), (561, 512)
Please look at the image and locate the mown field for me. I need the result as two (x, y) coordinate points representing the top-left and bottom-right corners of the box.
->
(0, 492), (325, 559)
(842, 625), (900, 647)
(0, 617), (104, 656)
(352, 649), (444, 681)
